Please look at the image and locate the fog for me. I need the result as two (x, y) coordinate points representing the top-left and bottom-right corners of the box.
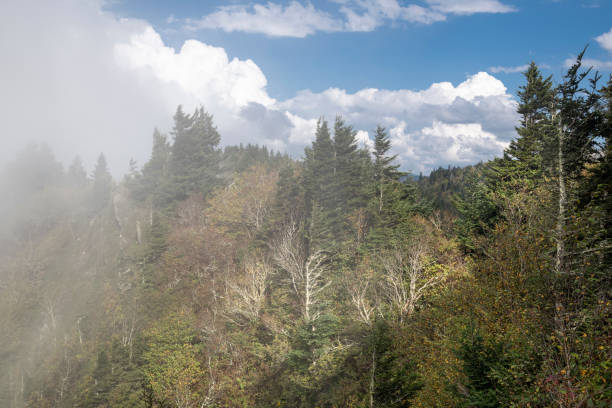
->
(0, 0), (520, 178)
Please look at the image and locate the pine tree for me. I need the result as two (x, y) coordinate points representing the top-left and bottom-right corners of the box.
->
(491, 63), (554, 191)
(373, 125), (401, 213)
(168, 106), (221, 202)
(91, 153), (112, 209)
(332, 116), (362, 214)
(67, 156), (88, 187)
(304, 119), (336, 249)
(372, 321), (422, 407)
(136, 128), (171, 204)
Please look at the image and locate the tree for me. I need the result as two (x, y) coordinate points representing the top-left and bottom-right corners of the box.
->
(142, 312), (211, 408)
(134, 128), (171, 203)
(168, 106), (221, 202)
(373, 125), (401, 213)
(91, 153), (112, 209)
(380, 241), (445, 323)
(332, 116), (363, 219)
(67, 156), (88, 187)
(227, 257), (272, 323)
(372, 320), (422, 408)
(272, 221), (329, 324)
(303, 119), (336, 248)
(496, 62), (554, 186)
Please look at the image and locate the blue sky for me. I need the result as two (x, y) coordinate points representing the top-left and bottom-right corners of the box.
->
(108, 0), (612, 99)
(1, 0), (611, 174)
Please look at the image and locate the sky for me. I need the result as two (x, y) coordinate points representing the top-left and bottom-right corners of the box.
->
(1, 0), (611, 176)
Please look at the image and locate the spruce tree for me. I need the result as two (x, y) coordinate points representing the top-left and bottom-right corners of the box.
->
(332, 116), (361, 213)
(304, 119), (336, 248)
(91, 153), (112, 209)
(136, 128), (171, 203)
(168, 106), (221, 202)
(373, 125), (401, 213)
(491, 63), (554, 190)
(67, 156), (88, 187)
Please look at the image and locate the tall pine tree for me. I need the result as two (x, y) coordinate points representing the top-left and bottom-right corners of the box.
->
(168, 106), (221, 202)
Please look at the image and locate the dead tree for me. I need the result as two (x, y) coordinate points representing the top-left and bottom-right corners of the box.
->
(228, 258), (271, 322)
(272, 222), (329, 323)
(381, 242), (444, 322)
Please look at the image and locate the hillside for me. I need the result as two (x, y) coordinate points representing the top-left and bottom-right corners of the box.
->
(0, 60), (611, 408)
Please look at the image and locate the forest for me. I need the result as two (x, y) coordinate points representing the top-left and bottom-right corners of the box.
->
(0, 55), (610, 408)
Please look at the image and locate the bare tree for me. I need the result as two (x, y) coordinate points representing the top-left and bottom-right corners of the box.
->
(272, 222), (329, 323)
(347, 277), (375, 326)
(380, 242), (444, 322)
(228, 258), (271, 322)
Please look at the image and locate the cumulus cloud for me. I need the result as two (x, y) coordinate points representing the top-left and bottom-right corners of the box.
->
(0, 0), (519, 176)
(595, 27), (612, 52)
(279, 72), (518, 172)
(114, 27), (274, 110)
(355, 130), (374, 151)
(0, 0), (281, 175)
(390, 121), (508, 171)
(187, 0), (514, 37)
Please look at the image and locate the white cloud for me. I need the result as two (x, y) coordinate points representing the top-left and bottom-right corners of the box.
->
(0, 0), (519, 176)
(595, 27), (612, 52)
(390, 121), (508, 172)
(186, 2), (342, 38)
(489, 64), (530, 73)
(280, 72), (514, 118)
(0, 0), (279, 174)
(355, 130), (374, 151)
(564, 29), (612, 70)
(280, 72), (518, 171)
(187, 0), (513, 37)
(114, 27), (274, 110)
(564, 57), (612, 70)
(286, 112), (319, 145)
(489, 63), (550, 74)
(426, 0), (516, 15)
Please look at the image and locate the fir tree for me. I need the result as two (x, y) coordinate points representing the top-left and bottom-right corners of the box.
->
(67, 156), (88, 187)
(304, 119), (336, 249)
(91, 153), (112, 209)
(168, 106), (221, 202)
(136, 128), (171, 204)
(373, 125), (401, 213)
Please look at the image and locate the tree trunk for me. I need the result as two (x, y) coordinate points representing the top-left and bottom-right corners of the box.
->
(369, 348), (376, 408)
(556, 119), (567, 275)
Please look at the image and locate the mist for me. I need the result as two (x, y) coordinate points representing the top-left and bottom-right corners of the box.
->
(1, 1), (610, 407)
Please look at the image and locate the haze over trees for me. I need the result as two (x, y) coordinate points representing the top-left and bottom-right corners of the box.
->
(0, 55), (610, 408)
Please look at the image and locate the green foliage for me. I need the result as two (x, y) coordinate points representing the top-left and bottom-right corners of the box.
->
(166, 106), (221, 203)
(372, 320), (422, 407)
(142, 312), (205, 408)
(3, 55), (612, 408)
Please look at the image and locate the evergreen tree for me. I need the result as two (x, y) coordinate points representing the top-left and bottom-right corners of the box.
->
(91, 153), (112, 209)
(489, 63), (554, 192)
(373, 125), (401, 213)
(332, 116), (362, 215)
(304, 119), (336, 248)
(67, 156), (88, 187)
(372, 321), (422, 407)
(135, 128), (171, 204)
(168, 105), (221, 202)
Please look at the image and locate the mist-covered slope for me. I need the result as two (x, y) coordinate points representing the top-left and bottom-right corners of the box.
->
(1, 60), (611, 407)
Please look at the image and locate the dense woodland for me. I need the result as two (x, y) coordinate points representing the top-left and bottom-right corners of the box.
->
(0, 54), (610, 407)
